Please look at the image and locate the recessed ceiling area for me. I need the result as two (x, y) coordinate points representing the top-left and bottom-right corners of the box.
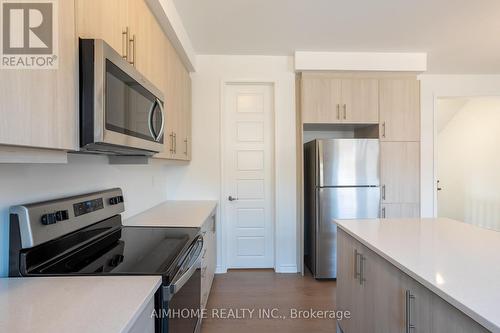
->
(172, 0), (500, 73)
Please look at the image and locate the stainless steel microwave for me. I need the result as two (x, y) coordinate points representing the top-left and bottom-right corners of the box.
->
(79, 39), (165, 155)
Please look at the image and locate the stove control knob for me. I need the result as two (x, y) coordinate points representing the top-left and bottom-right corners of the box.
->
(55, 210), (69, 221)
(109, 197), (119, 205)
(41, 213), (57, 225)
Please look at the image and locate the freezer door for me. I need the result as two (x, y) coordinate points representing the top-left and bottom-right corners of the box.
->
(316, 187), (380, 279)
(318, 139), (380, 187)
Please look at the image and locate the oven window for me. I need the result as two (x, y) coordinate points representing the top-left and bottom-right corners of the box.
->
(105, 60), (163, 143)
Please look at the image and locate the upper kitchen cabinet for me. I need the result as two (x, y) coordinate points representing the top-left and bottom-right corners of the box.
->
(76, 0), (165, 88)
(76, 0), (129, 60)
(301, 75), (342, 124)
(127, 0), (167, 90)
(301, 74), (379, 124)
(154, 42), (192, 161)
(340, 78), (379, 123)
(379, 78), (420, 141)
(0, 0), (77, 151)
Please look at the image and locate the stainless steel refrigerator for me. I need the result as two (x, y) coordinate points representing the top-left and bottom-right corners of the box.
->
(304, 139), (380, 279)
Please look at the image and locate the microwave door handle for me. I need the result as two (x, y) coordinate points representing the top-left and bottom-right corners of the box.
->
(155, 98), (165, 142)
(147, 99), (158, 140)
(171, 237), (203, 294)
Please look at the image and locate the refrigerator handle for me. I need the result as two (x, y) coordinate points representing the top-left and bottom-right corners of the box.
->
(317, 141), (324, 187)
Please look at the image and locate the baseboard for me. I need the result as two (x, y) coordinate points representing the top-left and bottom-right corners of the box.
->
(215, 265), (298, 274)
(215, 265), (227, 274)
(275, 264), (298, 273)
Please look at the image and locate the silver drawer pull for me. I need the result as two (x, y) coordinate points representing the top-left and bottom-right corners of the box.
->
(360, 254), (366, 285)
(354, 249), (361, 280)
(405, 290), (416, 332)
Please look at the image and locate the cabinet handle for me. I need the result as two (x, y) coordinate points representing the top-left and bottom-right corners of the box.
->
(405, 290), (416, 333)
(381, 207), (386, 218)
(382, 185), (386, 201)
(169, 132), (175, 153)
(129, 34), (136, 66)
(336, 104), (340, 120)
(354, 249), (361, 280)
(212, 215), (216, 232)
(382, 121), (386, 138)
(343, 104), (347, 120)
(184, 138), (188, 156)
(122, 27), (129, 60)
(173, 133), (177, 154)
(359, 254), (366, 285)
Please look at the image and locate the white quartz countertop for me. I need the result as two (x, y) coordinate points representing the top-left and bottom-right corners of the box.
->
(335, 218), (500, 332)
(0, 276), (162, 333)
(124, 200), (217, 228)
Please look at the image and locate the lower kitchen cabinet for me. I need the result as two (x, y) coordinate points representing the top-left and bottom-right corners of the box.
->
(337, 229), (488, 333)
(201, 212), (216, 310)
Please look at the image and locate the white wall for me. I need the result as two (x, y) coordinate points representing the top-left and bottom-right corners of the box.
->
(165, 55), (298, 273)
(0, 154), (170, 277)
(437, 97), (500, 231)
(419, 75), (500, 217)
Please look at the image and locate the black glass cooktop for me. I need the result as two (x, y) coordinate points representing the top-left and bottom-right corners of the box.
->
(22, 216), (199, 283)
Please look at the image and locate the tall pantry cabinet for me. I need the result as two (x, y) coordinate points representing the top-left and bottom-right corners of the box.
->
(299, 73), (421, 219)
(379, 78), (421, 218)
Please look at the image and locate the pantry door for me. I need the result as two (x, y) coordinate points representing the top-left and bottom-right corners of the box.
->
(223, 83), (275, 268)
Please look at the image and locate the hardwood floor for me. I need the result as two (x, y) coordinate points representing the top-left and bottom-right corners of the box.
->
(201, 269), (337, 333)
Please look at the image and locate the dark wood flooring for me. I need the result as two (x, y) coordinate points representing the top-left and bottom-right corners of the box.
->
(201, 269), (337, 333)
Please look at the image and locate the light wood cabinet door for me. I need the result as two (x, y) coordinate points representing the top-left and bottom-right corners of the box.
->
(181, 70), (192, 160)
(379, 78), (420, 141)
(402, 274), (433, 333)
(337, 229), (362, 333)
(431, 294), (489, 333)
(381, 203), (420, 219)
(301, 76), (342, 124)
(127, 0), (166, 89)
(76, 0), (128, 58)
(0, 0), (77, 151)
(341, 79), (379, 124)
(381, 142), (420, 204)
(362, 242), (406, 333)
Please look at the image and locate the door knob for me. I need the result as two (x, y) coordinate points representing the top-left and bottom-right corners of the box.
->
(228, 196), (238, 201)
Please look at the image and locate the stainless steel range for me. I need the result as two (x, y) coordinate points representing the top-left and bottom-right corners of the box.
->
(9, 188), (202, 333)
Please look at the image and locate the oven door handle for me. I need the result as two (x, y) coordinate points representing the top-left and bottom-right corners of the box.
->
(171, 237), (203, 294)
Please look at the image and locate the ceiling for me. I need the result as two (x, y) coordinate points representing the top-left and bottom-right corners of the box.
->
(172, 0), (500, 73)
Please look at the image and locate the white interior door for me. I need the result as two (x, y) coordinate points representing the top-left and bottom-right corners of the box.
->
(223, 83), (274, 268)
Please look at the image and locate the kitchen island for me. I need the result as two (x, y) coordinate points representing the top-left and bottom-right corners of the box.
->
(335, 218), (499, 333)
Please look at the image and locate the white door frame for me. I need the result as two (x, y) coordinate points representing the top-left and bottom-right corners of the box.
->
(218, 79), (278, 273)
(431, 93), (500, 217)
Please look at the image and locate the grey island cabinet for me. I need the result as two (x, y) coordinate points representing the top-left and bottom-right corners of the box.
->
(336, 218), (497, 333)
